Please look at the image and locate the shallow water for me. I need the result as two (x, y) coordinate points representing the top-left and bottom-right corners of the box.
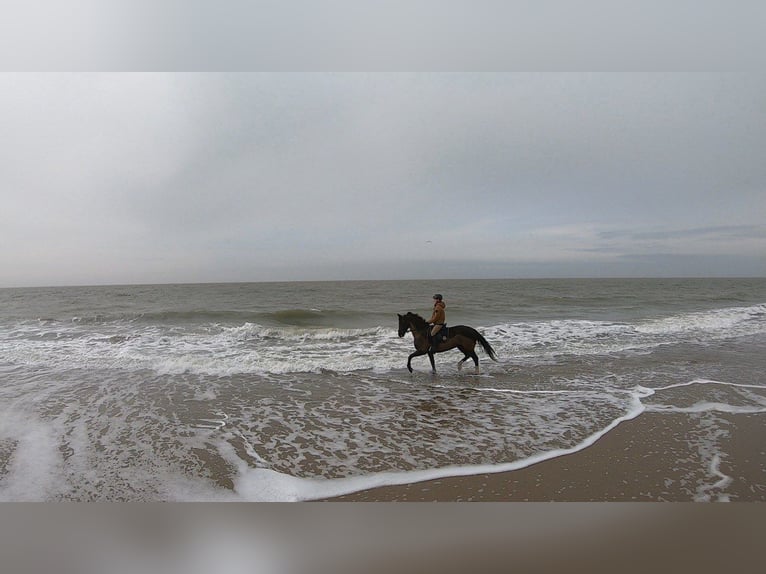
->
(1, 278), (765, 500)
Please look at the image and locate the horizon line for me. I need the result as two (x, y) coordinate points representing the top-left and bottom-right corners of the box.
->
(3, 275), (765, 290)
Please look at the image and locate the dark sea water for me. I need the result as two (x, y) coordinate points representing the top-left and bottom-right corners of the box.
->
(1, 278), (765, 500)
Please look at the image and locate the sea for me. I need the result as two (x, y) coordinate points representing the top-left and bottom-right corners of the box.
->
(1, 278), (765, 501)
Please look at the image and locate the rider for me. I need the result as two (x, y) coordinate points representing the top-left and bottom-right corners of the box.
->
(427, 294), (446, 353)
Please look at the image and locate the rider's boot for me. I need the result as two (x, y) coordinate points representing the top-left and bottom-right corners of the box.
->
(428, 333), (438, 354)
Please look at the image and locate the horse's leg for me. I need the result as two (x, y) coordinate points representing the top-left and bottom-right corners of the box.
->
(469, 349), (480, 374)
(427, 350), (436, 373)
(459, 340), (481, 374)
(456, 345), (470, 371)
(407, 350), (428, 373)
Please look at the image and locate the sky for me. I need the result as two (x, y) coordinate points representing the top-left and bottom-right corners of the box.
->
(1, 73), (765, 287)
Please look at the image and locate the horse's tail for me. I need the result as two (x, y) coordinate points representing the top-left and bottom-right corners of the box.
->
(455, 326), (498, 361)
(475, 331), (498, 361)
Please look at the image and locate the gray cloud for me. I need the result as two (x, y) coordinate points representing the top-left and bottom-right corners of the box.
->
(599, 225), (766, 242)
(1, 73), (765, 286)
(4, 1), (766, 70)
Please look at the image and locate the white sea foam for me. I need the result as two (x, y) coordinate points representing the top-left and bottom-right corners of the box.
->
(635, 304), (766, 336)
(0, 411), (63, 501)
(218, 388), (649, 501)
(1, 282), (763, 501)
(643, 379), (766, 414)
(2, 302), (764, 376)
(648, 401), (766, 414)
(0, 372), (762, 501)
(213, 380), (764, 502)
(698, 454), (733, 502)
(487, 303), (766, 361)
(0, 320), (409, 376)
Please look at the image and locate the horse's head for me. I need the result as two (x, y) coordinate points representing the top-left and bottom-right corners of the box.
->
(398, 312), (425, 337)
(397, 313), (409, 337)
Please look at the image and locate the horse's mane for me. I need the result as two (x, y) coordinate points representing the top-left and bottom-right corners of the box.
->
(404, 312), (428, 329)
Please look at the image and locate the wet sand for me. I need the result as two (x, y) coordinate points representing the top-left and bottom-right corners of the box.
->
(324, 412), (766, 501)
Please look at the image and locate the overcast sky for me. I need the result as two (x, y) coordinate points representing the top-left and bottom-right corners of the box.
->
(1, 73), (765, 287)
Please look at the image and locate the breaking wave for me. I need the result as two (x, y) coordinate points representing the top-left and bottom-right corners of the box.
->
(1, 303), (764, 376)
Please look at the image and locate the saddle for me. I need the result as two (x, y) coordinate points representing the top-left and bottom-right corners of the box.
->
(429, 325), (449, 345)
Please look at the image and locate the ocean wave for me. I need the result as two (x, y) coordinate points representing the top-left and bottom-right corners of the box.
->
(221, 322), (391, 342)
(57, 307), (381, 330)
(485, 303), (766, 359)
(634, 303), (766, 336)
(0, 319), (404, 376)
(2, 303), (764, 376)
(70, 309), (265, 325)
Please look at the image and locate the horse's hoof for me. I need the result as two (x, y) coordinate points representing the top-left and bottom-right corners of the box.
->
(407, 366), (413, 373)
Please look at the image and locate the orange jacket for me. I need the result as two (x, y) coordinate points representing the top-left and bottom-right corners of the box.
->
(427, 300), (446, 324)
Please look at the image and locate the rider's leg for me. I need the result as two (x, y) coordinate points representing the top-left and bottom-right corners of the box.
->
(429, 324), (442, 353)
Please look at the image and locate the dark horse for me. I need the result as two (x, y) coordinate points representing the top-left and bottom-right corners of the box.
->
(397, 312), (498, 374)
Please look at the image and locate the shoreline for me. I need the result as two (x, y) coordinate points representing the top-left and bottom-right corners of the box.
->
(322, 412), (766, 502)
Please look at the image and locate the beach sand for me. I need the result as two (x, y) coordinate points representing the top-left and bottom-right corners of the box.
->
(324, 412), (766, 501)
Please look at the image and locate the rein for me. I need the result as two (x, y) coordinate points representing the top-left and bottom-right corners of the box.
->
(399, 313), (431, 338)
